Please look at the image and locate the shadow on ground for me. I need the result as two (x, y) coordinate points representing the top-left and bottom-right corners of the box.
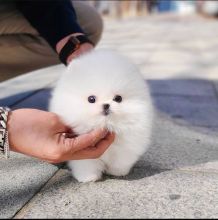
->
(1, 78), (218, 129)
(148, 78), (218, 132)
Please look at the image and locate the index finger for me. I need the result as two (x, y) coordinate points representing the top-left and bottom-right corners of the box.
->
(68, 132), (115, 160)
(65, 128), (108, 152)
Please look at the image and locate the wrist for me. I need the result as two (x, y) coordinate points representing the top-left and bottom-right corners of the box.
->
(56, 33), (84, 54)
(0, 107), (11, 158)
(66, 43), (94, 64)
(56, 33), (94, 65)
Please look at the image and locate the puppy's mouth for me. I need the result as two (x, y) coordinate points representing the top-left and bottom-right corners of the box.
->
(102, 109), (111, 116)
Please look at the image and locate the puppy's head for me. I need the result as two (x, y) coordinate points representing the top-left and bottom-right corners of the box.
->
(51, 50), (149, 134)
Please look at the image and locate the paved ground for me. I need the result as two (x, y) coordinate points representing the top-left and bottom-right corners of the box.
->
(1, 14), (218, 218)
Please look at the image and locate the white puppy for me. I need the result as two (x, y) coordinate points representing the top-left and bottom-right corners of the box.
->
(49, 49), (153, 182)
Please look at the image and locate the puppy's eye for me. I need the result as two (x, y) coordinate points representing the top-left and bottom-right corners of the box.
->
(88, 95), (96, 103)
(113, 95), (122, 103)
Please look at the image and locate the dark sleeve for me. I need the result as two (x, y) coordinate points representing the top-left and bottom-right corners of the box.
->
(16, 0), (84, 50)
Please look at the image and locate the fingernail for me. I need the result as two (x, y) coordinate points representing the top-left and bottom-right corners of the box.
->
(62, 133), (77, 138)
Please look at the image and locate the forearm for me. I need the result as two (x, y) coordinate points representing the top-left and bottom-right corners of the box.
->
(15, 0), (84, 50)
(16, 0), (94, 64)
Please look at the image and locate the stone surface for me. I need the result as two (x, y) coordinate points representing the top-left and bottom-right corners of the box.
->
(0, 64), (62, 107)
(152, 95), (218, 127)
(1, 14), (218, 218)
(143, 112), (218, 169)
(12, 88), (52, 111)
(0, 65), (63, 218)
(14, 168), (218, 219)
(13, 110), (218, 218)
(148, 79), (216, 96)
(0, 153), (58, 219)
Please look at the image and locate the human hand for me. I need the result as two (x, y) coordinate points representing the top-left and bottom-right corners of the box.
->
(56, 33), (94, 65)
(66, 42), (93, 64)
(7, 109), (115, 163)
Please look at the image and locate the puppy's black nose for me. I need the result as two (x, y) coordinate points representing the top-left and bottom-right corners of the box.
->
(103, 104), (110, 116)
(103, 104), (110, 110)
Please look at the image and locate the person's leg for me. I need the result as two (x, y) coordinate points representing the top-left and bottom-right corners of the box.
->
(0, 34), (60, 81)
(0, 1), (103, 81)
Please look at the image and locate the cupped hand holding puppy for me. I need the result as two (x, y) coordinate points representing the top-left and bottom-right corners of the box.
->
(7, 109), (115, 163)
(4, 34), (102, 163)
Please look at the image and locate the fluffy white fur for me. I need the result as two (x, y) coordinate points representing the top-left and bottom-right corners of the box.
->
(49, 49), (153, 182)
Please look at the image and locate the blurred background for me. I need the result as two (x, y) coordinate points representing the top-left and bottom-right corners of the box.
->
(86, 0), (218, 19)
(87, 0), (218, 81)
(87, 0), (218, 129)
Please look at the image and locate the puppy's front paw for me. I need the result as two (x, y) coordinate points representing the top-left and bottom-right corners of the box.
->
(106, 166), (131, 177)
(74, 173), (102, 183)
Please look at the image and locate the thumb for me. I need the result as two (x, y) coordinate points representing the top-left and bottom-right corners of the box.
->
(63, 129), (108, 152)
